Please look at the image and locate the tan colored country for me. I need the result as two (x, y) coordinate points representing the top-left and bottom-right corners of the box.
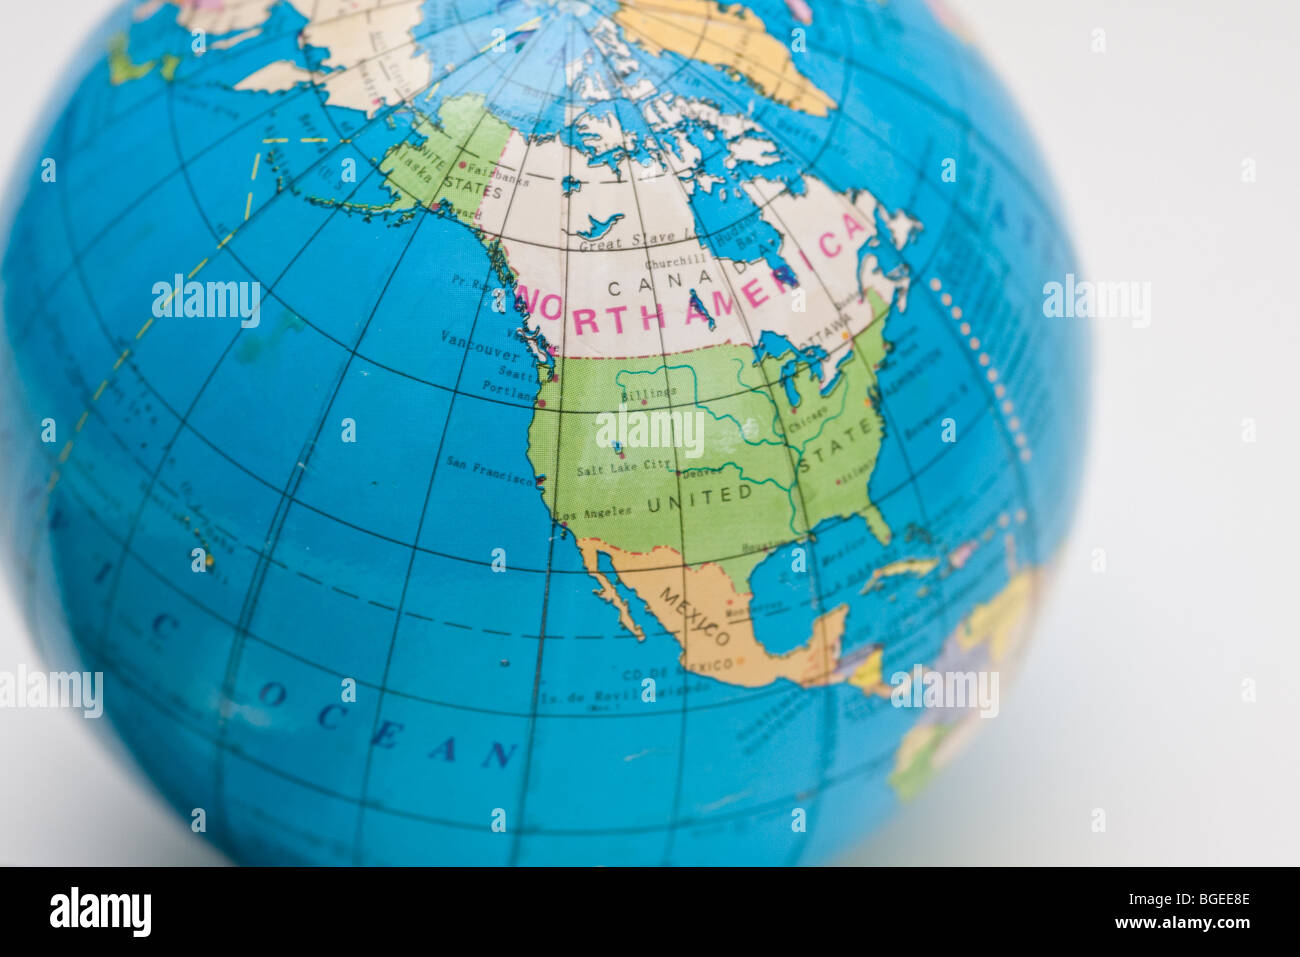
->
(613, 0), (837, 116)
(224, 0), (435, 115)
(953, 568), (1036, 662)
(860, 557), (940, 594)
(577, 538), (849, 688)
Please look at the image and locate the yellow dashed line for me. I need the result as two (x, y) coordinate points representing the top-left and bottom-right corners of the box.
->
(268, 136), (346, 145)
(43, 162), (266, 509)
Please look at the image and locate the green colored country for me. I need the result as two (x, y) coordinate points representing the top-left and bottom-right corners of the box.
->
(889, 725), (952, 801)
(527, 294), (893, 588)
(379, 94), (513, 224)
(160, 54), (181, 83)
(108, 33), (155, 85)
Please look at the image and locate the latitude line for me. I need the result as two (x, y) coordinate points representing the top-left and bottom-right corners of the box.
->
(42, 453), (1004, 720)
(43, 630), (904, 843)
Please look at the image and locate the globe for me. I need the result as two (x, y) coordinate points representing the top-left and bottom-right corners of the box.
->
(0, 0), (1087, 865)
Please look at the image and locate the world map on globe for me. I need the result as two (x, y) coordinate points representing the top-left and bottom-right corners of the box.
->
(0, 0), (1087, 865)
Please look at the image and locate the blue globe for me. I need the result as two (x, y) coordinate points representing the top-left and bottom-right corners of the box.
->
(0, 0), (1087, 864)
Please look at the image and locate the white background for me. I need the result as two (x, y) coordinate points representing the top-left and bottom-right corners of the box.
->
(0, 0), (1296, 866)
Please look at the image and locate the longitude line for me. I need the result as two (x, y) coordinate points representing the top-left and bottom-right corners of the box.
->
(205, 47), (533, 856)
(506, 17), (577, 868)
(348, 19), (559, 862)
